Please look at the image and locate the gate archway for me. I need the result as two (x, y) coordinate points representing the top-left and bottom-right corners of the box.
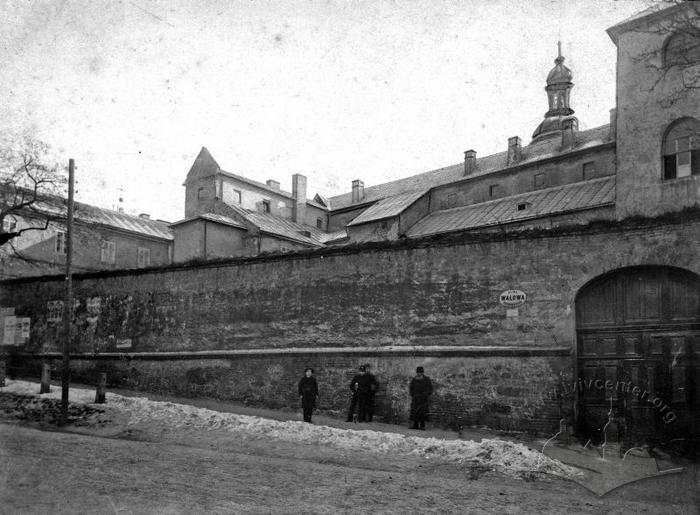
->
(575, 266), (700, 447)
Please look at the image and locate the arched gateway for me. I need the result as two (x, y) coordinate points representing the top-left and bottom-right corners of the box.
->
(575, 266), (700, 448)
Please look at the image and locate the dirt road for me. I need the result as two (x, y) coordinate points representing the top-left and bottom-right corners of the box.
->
(1, 418), (698, 514)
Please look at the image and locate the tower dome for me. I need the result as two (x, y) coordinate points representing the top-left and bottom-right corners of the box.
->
(546, 42), (573, 85)
(532, 42), (578, 143)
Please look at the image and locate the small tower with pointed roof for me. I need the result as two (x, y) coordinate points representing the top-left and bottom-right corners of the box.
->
(532, 42), (579, 143)
(183, 146), (221, 218)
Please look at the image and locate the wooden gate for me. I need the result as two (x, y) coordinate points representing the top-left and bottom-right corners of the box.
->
(576, 267), (700, 448)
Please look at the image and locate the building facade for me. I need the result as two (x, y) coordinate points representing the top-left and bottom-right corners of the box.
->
(0, 197), (172, 279)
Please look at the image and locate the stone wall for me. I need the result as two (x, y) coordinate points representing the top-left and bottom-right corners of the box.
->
(14, 352), (571, 432)
(4, 215), (700, 433)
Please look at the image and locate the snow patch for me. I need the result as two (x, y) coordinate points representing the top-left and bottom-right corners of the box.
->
(1, 380), (577, 478)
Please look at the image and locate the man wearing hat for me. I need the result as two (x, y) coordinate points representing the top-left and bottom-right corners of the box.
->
(409, 366), (433, 430)
(298, 367), (319, 423)
(346, 365), (376, 422)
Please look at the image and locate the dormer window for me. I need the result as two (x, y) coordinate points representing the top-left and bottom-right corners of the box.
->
(261, 200), (271, 213)
(663, 118), (700, 180)
(517, 202), (530, 211)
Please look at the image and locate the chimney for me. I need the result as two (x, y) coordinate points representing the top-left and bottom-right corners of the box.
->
(266, 179), (280, 191)
(351, 179), (365, 203)
(138, 213), (151, 220)
(464, 150), (476, 176)
(561, 118), (577, 151)
(609, 108), (617, 141)
(507, 136), (522, 166)
(292, 173), (307, 223)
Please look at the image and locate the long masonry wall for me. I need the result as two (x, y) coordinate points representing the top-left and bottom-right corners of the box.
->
(3, 216), (700, 433)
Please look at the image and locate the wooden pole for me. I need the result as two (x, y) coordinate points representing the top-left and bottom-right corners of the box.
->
(60, 159), (75, 425)
(95, 372), (106, 404)
(40, 362), (51, 393)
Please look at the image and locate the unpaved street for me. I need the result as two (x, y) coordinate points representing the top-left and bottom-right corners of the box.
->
(0, 382), (698, 514)
(1, 423), (698, 513)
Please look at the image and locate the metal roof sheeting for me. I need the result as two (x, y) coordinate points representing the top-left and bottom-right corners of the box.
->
(347, 190), (427, 226)
(32, 197), (173, 240)
(170, 213), (248, 230)
(328, 125), (611, 211)
(245, 212), (324, 246)
(406, 176), (616, 238)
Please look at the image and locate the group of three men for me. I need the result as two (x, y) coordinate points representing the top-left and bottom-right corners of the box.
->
(298, 364), (433, 430)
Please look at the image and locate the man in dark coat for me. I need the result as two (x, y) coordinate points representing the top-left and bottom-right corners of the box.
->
(363, 363), (378, 422)
(346, 365), (377, 422)
(409, 366), (433, 430)
(298, 367), (319, 423)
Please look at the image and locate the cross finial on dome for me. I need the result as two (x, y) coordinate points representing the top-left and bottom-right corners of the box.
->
(555, 41), (564, 64)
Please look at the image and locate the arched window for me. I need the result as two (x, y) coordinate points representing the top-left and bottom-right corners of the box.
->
(663, 118), (700, 180)
(663, 31), (700, 67)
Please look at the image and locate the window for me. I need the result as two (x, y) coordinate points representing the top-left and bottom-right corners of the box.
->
(197, 187), (206, 200)
(582, 161), (596, 180)
(517, 202), (530, 211)
(489, 184), (500, 198)
(534, 173), (546, 189)
(446, 193), (457, 207)
(2, 218), (16, 233)
(234, 189), (242, 204)
(101, 240), (116, 264)
(664, 32), (700, 68)
(316, 218), (323, 229)
(55, 231), (67, 254)
(137, 247), (150, 268)
(261, 200), (270, 213)
(663, 118), (700, 180)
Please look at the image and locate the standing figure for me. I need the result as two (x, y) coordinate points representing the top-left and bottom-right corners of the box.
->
(363, 363), (379, 422)
(409, 366), (433, 430)
(346, 365), (375, 422)
(298, 367), (319, 423)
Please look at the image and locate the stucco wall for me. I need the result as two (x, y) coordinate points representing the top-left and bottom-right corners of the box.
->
(614, 9), (700, 218)
(431, 146), (616, 212)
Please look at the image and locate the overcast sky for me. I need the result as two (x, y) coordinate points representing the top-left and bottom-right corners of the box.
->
(1, 0), (655, 222)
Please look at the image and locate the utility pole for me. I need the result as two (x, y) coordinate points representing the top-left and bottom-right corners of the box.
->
(60, 158), (75, 425)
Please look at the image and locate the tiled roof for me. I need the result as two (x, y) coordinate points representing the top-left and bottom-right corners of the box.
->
(406, 175), (615, 238)
(347, 190), (427, 226)
(328, 125), (611, 211)
(32, 197), (173, 240)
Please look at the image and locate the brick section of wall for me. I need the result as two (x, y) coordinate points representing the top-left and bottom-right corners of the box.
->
(13, 353), (572, 434)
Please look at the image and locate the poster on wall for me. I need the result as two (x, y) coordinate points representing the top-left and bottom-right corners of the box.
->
(2, 315), (16, 345)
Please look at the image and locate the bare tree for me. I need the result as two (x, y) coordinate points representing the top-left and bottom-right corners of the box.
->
(0, 138), (65, 247)
(628, 0), (700, 106)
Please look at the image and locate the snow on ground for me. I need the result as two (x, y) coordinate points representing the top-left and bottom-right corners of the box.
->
(1, 379), (578, 478)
